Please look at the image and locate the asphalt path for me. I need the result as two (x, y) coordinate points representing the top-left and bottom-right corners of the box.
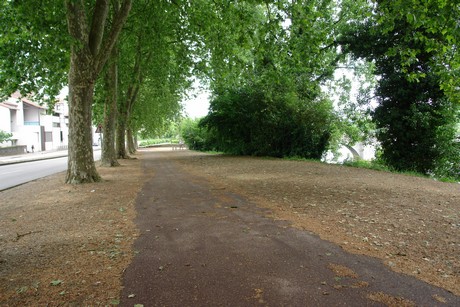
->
(0, 150), (101, 191)
(120, 150), (460, 306)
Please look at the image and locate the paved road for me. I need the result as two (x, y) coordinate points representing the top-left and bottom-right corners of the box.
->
(120, 150), (459, 306)
(0, 150), (101, 191)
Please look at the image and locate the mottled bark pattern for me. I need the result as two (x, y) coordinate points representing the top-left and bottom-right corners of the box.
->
(65, 0), (131, 183)
(116, 109), (129, 159)
(101, 47), (120, 167)
(65, 1), (100, 183)
(127, 127), (136, 154)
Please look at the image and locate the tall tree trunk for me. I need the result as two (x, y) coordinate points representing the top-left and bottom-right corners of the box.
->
(66, 52), (100, 183)
(65, 0), (132, 183)
(101, 46), (120, 167)
(65, 1), (100, 184)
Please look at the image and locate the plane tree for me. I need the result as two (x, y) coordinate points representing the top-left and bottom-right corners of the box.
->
(112, 0), (195, 158)
(0, 0), (132, 183)
(373, 0), (460, 103)
(65, 0), (131, 183)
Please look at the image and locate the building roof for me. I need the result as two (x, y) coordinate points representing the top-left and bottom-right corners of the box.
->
(10, 91), (46, 109)
(22, 99), (47, 110)
(0, 102), (18, 110)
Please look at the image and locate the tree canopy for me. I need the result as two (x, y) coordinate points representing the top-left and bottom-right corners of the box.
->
(1, 0), (458, 182)
(341, 0), (460, 178)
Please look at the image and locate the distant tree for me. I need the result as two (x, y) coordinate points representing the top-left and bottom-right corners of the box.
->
(194, 0), (370, 159)
(109, 0), (194, 158)
(180, 118), (218, 151)
(99, 45), (120, 167)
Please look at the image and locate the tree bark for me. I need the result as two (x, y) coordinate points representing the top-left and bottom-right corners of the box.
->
(116, 109), (129, 159)
(127, 127), (136, 154)
(66, 57), (100, 183)
(65, 1), (100, 183)
(65, 0), (131, 183)
(101, 46), (120, 167)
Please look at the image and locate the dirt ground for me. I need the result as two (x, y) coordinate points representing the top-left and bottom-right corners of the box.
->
(0, 157), (143, 305)
(0, 148), (459, 305)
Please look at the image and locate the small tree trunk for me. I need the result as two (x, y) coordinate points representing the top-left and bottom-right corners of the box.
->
(127, 127), (136, 154)
(101, 47), (120, 167)
(134, 133), (138, 149)
(116, 109), (129, 159)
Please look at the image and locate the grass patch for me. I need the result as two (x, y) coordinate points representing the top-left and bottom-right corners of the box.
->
(203, 150), (224, 155)
(139, 138), (178, 147)
(343, 159), (392, 172)
(283, 156), (321, 163)
(343, 159), (459, 183)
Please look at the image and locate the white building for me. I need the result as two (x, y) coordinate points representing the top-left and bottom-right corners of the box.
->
(0, 92), (69, 152)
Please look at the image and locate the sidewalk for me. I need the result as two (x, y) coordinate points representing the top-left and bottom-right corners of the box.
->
(0, 146), (101, 166)
(0, 149), (68, 166)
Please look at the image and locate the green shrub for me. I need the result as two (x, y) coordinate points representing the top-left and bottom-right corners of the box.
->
(199, 86), (334, 159)
(139, 138), (177, 146)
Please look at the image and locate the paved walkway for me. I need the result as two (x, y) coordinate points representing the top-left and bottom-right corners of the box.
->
(0, 149), (68, 165)
(0, 147), (101, 165)
(120, 150), (459, 306)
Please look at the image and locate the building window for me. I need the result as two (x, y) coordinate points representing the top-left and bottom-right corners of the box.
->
(45, 132), (53, 142)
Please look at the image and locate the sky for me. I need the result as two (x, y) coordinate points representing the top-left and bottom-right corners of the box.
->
(182, 88), (211, 119)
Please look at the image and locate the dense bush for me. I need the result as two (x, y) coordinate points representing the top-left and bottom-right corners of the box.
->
(374, 94), (460, 179)
(180, 118), (218, 151)
(342, 19), (460, 180)
(198, 87), (334, 159)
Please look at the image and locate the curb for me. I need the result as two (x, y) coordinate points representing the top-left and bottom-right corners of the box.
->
(0, 153), (68, 166)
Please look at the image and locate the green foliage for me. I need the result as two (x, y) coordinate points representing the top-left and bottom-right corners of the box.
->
(186, 1), (357, 159)
(138, 138), (178, 147)
(342, 159), (393, 173)
(200, 86), (334, 159)
(119, 0), (193, 137)
(341, 8), (460, 180)
(325, 59), (377, 151)
(0, 0), (69, 101)
(180, 118), (218, 151)
(373, 0), (460, 103)
(0, 130), (13, 144)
